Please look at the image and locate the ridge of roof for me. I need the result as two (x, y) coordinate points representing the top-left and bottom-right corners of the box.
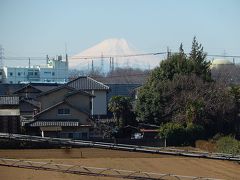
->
(67, 76), (109, 90)
(13, 84), (42, 94)
(64, 89), (95, 98)
(36, 85), (76, 97)
(20, 99), (40, 108)
(87, 76), (109, 89)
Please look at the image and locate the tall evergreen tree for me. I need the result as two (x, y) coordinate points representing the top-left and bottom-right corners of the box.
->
(136, 37), (235, 137)
(190, 36), (211, 81)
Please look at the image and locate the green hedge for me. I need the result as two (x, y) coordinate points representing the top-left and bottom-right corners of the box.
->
(216, 136), (240, 155)
(159, 122), (205, 146)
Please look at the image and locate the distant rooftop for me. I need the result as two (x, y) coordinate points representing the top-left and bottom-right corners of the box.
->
(67, 76), (109, 91)
(0, 96), (19, 105)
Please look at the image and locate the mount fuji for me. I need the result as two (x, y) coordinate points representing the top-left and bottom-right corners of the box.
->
(69, 38), (162, 71)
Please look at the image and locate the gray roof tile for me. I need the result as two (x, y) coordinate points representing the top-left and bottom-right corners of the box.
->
(0, 96), (19, 105)
(67, 76), (109, 90)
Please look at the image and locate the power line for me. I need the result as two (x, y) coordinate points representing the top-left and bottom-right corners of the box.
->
(71, 52), (167, 59)
(207, 54), (240, 58)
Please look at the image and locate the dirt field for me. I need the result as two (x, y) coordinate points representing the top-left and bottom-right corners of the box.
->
(0, 148), (239, 180)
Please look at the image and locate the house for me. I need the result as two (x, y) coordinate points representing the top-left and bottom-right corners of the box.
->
(0, 96), (20, 133)
(28, 85), (94, 139)
(12, 84), (59, 126)
(89, 76), (143, 117)
(67, 76), (109, 118)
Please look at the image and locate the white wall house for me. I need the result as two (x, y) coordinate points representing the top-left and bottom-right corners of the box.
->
(2, 55), (68, 84)
(67, 76), (110, 117)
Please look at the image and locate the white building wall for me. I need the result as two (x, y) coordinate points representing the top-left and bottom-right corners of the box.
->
(3, 67), (30, 84)
(92, 90), (107, 115)
(2, 58), (68, 84)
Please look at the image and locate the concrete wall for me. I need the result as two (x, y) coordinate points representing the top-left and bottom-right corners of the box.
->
(89, 90), (107, 115)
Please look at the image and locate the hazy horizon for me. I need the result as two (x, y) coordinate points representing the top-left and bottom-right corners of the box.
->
(0, 0), (240, 67)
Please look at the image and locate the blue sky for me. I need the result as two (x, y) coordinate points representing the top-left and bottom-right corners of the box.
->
(0, 0), (240, 66)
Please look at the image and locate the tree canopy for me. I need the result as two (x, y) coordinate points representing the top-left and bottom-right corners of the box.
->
(136, 37), (237, 138)
(108, 96), (135, 128)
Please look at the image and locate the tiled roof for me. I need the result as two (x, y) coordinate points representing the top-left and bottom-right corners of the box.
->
(0, 84), (61, 96)
(0, 96), (19, 105)
(22, 99), (41, 108)
(34, 101), (90, 117)
(34, 85), (60, 92)
(37, 85), (75, 97)
(0, 84), (24, 95)
(13, 84), (43, 94)
(29, 119), (92, 127)
(67, 76), (109, 91)
(30, 120), (80, 127)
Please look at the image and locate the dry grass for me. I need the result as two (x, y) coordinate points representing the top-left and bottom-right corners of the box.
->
(195, 140), (216, 152)
(0, 148), (239, 180)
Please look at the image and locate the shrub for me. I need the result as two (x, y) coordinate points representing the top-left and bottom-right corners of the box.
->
(195, 140), (216, 152)
(186, 123), (205, 145)
(159, 122), (186, 146)
(216, 136), (240, 155)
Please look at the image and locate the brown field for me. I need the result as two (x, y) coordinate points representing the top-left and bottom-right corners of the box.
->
(0, 148), (239, 180)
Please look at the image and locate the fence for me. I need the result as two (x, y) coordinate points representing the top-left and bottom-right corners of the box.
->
(0, 158), (223, 180)
(89, 138), (166, 147)
(0, 133), (240, 162)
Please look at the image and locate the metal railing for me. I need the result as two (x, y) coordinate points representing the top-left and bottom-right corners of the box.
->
(0, 133), (240, 162)
(0, 158), (223, 180)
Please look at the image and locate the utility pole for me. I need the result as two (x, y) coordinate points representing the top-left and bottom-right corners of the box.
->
(0, 45), (4, 68)
(28, 58), (31, 68)
(91, 59), (94, 72)
(46, 55), (49, 65)
(101, 52), (104, 71)
(167, 47), (171, 59)
(109, 57), (112, 71)
(112, 57), (114, 71)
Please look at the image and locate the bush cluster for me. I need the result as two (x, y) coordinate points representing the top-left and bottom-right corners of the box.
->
(159, 122), (205, 146)
(216, 136), (240, 155)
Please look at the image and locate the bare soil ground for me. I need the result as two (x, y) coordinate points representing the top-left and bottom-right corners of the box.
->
(0, 148), (239, 180)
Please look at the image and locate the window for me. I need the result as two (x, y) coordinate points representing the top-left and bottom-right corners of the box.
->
(28, 72), (33, 76)
(35, 72), (38, 76)
(10, 81), (13, 84)
(58, 108), (70, 115)
(52, 72), (55, 76)
(10, 72), (13, 76)
(18, 72), (21, 76)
